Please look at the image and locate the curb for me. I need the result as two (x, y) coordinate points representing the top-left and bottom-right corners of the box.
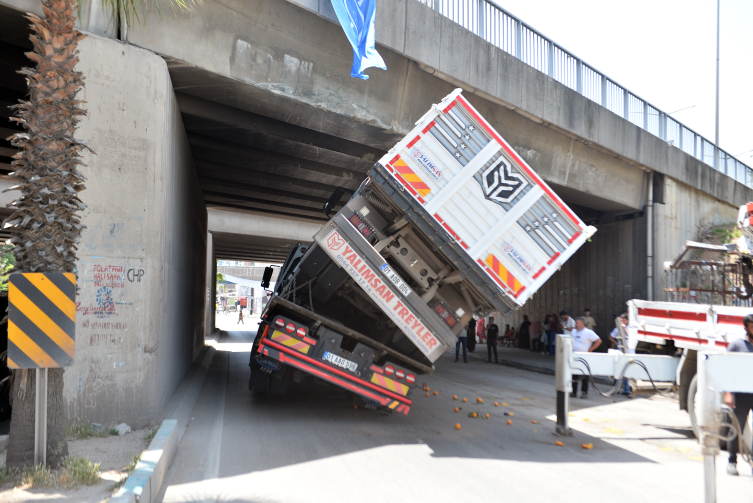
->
(494, 357), (616, 386)
(109, 419), (178, 503)
(0, 434), (8, 451)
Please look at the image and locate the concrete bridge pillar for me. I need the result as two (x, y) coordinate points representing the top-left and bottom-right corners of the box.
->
(62, 34), (207, 428)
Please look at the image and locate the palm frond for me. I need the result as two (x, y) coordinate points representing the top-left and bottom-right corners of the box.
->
(99, 0), (201, 28)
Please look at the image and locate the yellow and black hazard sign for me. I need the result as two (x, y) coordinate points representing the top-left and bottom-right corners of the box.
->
(7, 273), (76, 369)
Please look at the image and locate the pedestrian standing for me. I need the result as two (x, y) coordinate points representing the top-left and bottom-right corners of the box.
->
(467, 317), (477, 352)
(570, 317), (601, 398)
(486, 317), (499, 363)
(609, 314), (632, 397)
(583, 308), (596, 331)
(477, 317), (486, 344)
(455, 321), (469, 363)
(237, 308), (244, 324)
(548, 313), (559, 355)
(519, 315), (532, 351)
(724, 313), (753, 476)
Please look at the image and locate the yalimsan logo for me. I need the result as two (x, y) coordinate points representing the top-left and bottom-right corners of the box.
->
(412, 148), (443, 181)
(502, 242), (534, 276)
(327, 232), (345, 251)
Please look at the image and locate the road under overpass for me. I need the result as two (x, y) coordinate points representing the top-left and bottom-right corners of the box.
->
(0, 0), (750, 427)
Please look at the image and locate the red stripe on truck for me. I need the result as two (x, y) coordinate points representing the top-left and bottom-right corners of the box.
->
(422, 121), (436, 134)
(455, 95), (582, 229)
(443, 101), (457, 113)
(718, 314), (745, 325)
(547, 252), (561, 265)
(265, 338), (412, 404)
(533, 267), (546, 279)
(638, 308), (706, 322)
(638, 330), (727, 348)
(279, 353), (391, 406)
(407, 136), (421, 148)
(567, 232), (581, 244)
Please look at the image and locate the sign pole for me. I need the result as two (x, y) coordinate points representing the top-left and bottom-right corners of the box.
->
(34, 368), (47, 467)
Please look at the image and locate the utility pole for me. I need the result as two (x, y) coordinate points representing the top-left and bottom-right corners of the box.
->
(714, 0), (720, 170)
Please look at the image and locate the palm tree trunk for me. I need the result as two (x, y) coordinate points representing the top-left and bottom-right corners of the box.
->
(6, 368), (68, 467)
(5, 0), (88, 468)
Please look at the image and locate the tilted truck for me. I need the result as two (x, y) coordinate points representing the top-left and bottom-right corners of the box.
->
(250, 90), (596, 414)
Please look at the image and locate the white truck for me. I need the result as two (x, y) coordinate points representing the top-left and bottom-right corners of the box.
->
(250, 90), (596, 413)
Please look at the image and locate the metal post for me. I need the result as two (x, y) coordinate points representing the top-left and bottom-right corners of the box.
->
(714, 0), (720, 171)
(623, 89), (630, 120)
(547, 41), (554, 78)
(697, 352), (720, 503)
(647, 171), (654, 301)
(600, 74), (607, 107)
(554, 334), (573, 436)
(643, 101), (648, 130)
(515, 20), (522, 59)
(576, 59), (583, 95)
(34, 368), (47, 467)
(477, 0), (485, 39)
(679, 125), (684, 151)
(694, 133), (698, 158)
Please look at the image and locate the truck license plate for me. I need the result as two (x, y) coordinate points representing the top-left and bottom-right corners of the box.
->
(380, 264), (412, 297)
(323, 351), (358, 373)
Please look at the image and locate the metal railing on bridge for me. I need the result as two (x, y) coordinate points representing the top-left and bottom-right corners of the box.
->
(419, 0), (753, 188)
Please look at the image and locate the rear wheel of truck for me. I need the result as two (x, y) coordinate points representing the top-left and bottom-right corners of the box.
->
(249, 360), (271, 394)
(268, 371), (290, 396)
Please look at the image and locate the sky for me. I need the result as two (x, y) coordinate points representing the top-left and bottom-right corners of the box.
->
(491, 0), (753, 165)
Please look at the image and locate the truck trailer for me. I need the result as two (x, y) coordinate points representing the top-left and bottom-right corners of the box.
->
(250, 90), (596, 413)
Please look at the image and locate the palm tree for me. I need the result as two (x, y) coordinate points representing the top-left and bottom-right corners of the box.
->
(5, 0), (88, 468)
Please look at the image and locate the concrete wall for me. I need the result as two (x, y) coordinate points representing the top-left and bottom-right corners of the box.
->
(0, 0), (117, 38)
(207, 208), (324, 240)
(63, 34), (206, 427)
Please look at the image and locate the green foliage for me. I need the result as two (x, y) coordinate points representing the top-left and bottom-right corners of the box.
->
(11, 457), (100, 489)
(110, 453), (141, 493)
(0, 244), (15, 293)
(709, 225), (742, 245)
(143, 427), (157, 446)
(99, 0), (201, 28)
(66, 423), (118, 439)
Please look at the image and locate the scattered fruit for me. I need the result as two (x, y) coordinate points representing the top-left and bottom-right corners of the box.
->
(477, 397), (483, 403)
(426, 387), (430, 392)
(533, 430), (538, 433)
(502, 403), (508, 406)
(433, 391), (438, 396)
(583, 418), (590, 422)
(494, 402), (499, 407)
(522, 398), (530, 401)
(485, 413), (490, 419)
(555, 441), (564, 447)
(453, 395), (458, 400)
(581, 443), (593, 450)
(506, 419), (512, 425)
(455, 423), (461, 430)
(531, 420), (538, 424)
(425, 393), (429, 397)
(454, 407), (460, 413)
(509, 413), (514, 417)
(462, 398), (468, 403)
(472, 412), (478, 418)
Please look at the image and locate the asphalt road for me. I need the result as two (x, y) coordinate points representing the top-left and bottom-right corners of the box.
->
(158, 329), (751, 503)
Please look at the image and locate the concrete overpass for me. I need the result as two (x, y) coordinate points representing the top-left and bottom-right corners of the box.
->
(0, 0), (751, 427)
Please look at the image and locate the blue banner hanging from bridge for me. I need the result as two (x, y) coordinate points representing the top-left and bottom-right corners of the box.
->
(329, 0), (386, 79)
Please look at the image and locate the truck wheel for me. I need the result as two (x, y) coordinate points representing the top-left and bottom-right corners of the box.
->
(268, 371), (290, 396)
(249, 360), (270, 394)
(688, 374), (700, 439)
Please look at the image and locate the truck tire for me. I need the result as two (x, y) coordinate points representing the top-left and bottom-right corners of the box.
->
(249, 360), (270, 394)
(688, 374), (700, 439)
(268, 371), (290, 396)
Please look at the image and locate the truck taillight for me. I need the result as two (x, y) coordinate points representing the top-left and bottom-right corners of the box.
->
(296, 327), (307, 337)
(406, 374), (415, 384)
(285, 323), (295, 333)
(395, 369), (405, 380)
(275, 318), (285, 328)
(385, 365), (395, 376)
